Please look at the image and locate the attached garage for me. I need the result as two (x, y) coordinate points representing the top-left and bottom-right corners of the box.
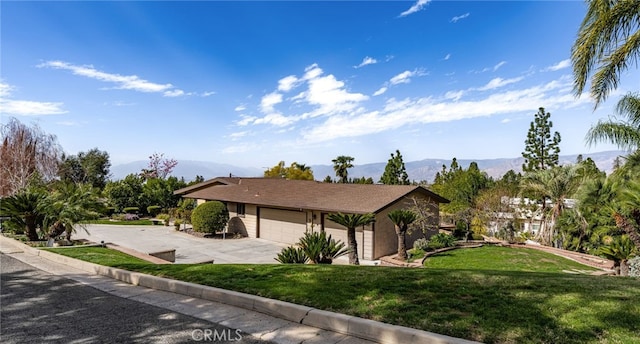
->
(259, 208), (308, 244)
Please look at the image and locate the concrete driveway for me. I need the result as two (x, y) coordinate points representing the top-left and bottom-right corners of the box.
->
(73, 224), (289, 264)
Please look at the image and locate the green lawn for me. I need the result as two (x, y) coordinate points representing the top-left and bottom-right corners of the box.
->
(46, 245), (640, 344)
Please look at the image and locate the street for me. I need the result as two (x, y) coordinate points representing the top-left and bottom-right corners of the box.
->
(0, 254), (269, 343)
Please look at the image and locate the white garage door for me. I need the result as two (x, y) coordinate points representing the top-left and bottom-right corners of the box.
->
(259, 208), (308, 244)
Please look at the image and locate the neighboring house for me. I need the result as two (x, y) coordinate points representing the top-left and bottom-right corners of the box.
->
(174, 177), (449, 260)
(487, 197), (576, 237)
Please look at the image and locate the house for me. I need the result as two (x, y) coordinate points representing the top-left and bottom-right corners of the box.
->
(174, 177), (449, 260)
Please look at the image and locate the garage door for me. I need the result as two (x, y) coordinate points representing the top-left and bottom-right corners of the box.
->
(259, 208), (308, 244)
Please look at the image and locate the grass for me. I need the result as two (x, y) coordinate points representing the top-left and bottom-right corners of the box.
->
(46, 245), (640, 344)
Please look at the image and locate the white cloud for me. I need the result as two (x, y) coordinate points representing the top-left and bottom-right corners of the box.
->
(445, 90), (465, 101)
(476, 77), (524, 91)
(354, 56), (378, 68)
(542, 59), (571, 72)
(0, 82), (66, 116)
(493, 61), (507, 71)
(38, 60), (184, 95)
(301, 75), (589, 143)
(501, 118), (512, 123)
(57, 121), (79, 126)
(373, 87), (388, 96)
(238, 63), (369, 128)
(278, 75), (299, 92)
(222, 142), (258, 154)
(443, 53), (451, 61)
(399, 0), (431, 17)
(260, 92), (283, 114)
(201, 91), (216, 97)
(235, 105), (247, 112)
(451, 13), (470, 23)
(163, 89), (185, 97)
(390, 69), (427, 85)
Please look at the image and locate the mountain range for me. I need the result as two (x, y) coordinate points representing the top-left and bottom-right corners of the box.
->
(110, 150), (626, 183)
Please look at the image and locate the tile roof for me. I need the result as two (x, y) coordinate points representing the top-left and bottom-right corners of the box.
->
(175, 177), (449, 214)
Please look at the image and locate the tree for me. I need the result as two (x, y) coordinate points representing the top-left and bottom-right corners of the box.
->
(571, 0), (640, 107)
(332, 156), (354, 183)
(141, 153), (178, 179)
(614, 179), (640, 250)
(520, 165), (581, 246)
(522, 107), (561, 172)
(380, 150), (410, 185)
(0, 118), (62, 196)
(40, 182), (103, 241)
(0, 189), (46, 241)
(388, 209), (417, 261)
(264, 161), (314, 180)
(58, 148), (111, 189)
(103, 174), (145, 212)
(326, 212), (375, 265)
(586, 93), (640, 151)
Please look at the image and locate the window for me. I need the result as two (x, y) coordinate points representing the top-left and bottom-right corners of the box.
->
(236, 203), (246, 217)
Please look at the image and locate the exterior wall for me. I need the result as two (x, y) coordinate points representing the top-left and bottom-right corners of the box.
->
(373, 192), (440, 259)
(196, 199), (207, 206)
(227, 202), (258, 238)
(323, 216), (373, 260)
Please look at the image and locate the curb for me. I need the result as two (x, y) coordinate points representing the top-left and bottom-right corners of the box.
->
(0, 235), (478, 344)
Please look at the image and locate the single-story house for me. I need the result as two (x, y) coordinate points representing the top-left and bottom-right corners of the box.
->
(174, 177), (449, 260)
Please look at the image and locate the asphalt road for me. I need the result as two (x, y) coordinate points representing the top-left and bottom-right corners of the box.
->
(0, 254), (270, 344)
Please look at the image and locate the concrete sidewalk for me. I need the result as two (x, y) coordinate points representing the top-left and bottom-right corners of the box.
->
(0, 235), (477, 344)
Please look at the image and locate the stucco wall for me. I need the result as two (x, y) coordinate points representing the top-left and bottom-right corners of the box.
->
(226, 202), (258, 238)
(373, 192), (440, 259)
(323, 216), (373, 260)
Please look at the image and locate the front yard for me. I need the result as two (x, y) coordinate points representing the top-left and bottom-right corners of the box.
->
(45, 245), (640, 344)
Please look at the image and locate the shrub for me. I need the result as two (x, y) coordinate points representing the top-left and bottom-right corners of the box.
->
(408, 248), (426, 262)
(275, 246), (308, 264)
(298, 231), (349, 264)
(191, 201), (229, 234)
(413, 238), (429, 251)
(174, 219), (182, 231)
(102, 207), (116, 217)
(157, 213), (170, 225)
(629, 257), (640, 278)
(471, 233), (485, 241)
(123, 207), (139, 214)
(147, 205), (162, 217)
(428, 233), (456, 250)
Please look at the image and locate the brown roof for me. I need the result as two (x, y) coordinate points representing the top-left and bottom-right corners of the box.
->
(175, 177), (449, 214)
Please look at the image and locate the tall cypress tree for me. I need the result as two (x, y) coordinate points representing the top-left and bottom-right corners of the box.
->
(522, 107), (561, 172)
(380, 150), (410, 185)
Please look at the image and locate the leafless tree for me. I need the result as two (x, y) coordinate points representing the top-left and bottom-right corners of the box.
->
(0, 118), (62, 196)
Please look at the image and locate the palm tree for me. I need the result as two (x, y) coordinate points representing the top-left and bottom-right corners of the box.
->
(614, 179), (640, 250)
(40, 182), (103, 241)
(388, 209), (418, 261)
(599, 235), (637, 276)
(326, 212), (375, 265)
(571, 0), (640, 107)
(332, 156), (354, 183)
(586, 93), (640, 150)
(521, 166), (580, 246)
(0, 190), (46, 241)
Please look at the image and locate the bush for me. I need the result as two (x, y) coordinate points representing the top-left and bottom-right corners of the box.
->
(629, 257), (640, 278)
(413, 238), (429, 251)
(157, 213), (170, 226)
(147, 205), (162, 217)
(275, 246), (309, 264)
(471, 233), (485, 241)
(191, 201), (229, 234)
(123, 207), (139, 214)
(102, 207), (116, 217)
(174, 219), (182, 231)
(428, 233), (456, 250)
(298, 231), (349, 264)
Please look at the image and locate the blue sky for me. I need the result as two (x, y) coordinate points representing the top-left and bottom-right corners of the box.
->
(2, 1), (635, 168)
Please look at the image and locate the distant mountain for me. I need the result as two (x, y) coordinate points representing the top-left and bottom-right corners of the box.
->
(109, 160), (262, 181)
(110, 151), (626, 182)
